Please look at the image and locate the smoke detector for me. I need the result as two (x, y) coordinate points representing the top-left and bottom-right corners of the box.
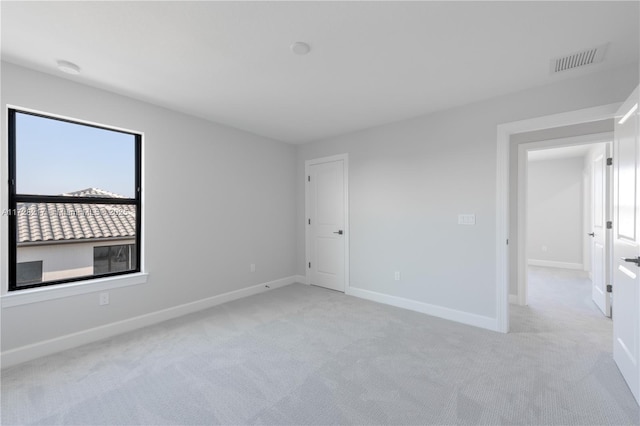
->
(290, 42), (311, 56)
(57, 60), (81, 75)
(550, 43), (608, 74)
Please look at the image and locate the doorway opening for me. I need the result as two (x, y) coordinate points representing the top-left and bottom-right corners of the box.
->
(497, 92), (640, 405)
(495, 102), (621, 333)
(517, 136), (613, 318)
(509, 136), (616, 380)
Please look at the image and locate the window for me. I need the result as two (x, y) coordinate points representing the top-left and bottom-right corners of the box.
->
(16, 261), (43, 286)
(8, 109), (141, 291)
(94, 244), (137, 275)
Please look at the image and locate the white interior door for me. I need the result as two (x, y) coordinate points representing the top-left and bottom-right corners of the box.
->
(591, 143), (611, 316)
(307, 158), (346, 292)
(613, 86), (640, 404)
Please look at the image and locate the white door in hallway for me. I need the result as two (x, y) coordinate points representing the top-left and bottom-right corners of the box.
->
(307, 157), (346, 292)
(613, 86), (640, 404)
(591, 143), (611, 317)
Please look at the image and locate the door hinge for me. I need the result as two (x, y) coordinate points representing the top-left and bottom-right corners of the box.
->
(307, 176), (311, 182)
(607, 284), (612, 293)
(607, 157), (613, 166)
(607, 221), (612, 229)
(308, 218), (311, 225)
(308, 262), (311, 269)
(506, 239), (509, 245)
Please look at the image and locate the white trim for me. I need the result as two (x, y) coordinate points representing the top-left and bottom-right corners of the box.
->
(2, 108), (8, 295)
(294, 274), (308, 284)
(508, 294), (520, 305)
(496, 102), (621, 333)
(346, 286), (498, 331)
(527, 259), (584, 270)
(618, 103), (638, 125)
(0, 275), (298, 369)
(517, 142), (529, 307)
(496, 122), (510, 333)
(1, 273), (149, 308)
(304, 153), (349, 292)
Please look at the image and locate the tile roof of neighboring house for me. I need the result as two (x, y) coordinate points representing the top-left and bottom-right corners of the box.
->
(17, 188), (136, 244)
(61, 188), (127, 198)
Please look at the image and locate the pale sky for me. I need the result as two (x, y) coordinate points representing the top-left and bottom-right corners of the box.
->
(15, 112), (136, 198)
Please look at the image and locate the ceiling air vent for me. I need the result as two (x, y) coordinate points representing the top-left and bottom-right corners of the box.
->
(550, 43), (608, 74)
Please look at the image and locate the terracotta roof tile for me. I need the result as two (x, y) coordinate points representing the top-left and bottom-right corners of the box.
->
(17, 188), (136, 244)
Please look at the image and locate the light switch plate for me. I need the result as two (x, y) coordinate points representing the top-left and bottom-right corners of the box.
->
(458, 214), (476, 225)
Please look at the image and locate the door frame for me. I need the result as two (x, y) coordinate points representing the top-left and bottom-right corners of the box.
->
(304, 153), (350, 291)
(516, 133), (613, 307)
(496, 103), (621, 333)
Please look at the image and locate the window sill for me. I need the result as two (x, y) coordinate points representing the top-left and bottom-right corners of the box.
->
(1, 273), (149, 308)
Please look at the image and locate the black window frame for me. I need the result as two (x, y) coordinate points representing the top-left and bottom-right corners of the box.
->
(8, 108), (142, 291)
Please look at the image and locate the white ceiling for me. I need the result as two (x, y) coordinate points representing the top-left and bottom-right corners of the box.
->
(1, 1), (638, 144)
(528, 144), (597, 162)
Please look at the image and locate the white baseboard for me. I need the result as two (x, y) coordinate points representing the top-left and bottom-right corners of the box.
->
(293, 275), (307, 285)
(508, 294), (519, 304)
(345, 286), (498, 332)
(528, 259), (583, 270)
(1, 276), (297, 369)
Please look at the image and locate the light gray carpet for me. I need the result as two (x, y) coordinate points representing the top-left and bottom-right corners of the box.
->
(2, 268), (639, 425)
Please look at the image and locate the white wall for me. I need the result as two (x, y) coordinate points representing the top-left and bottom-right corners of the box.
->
(296, 63), (638, 324)
(527, 157), (584, 267)
(1, 62), (297, 352)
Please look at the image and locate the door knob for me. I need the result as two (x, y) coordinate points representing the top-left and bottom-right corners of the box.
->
(588, 232), (595, 237)
(622, 257), (640, 266)
(333, 230), (343, 235)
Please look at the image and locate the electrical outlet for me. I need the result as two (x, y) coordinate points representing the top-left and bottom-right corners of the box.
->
(250, 263), (256, 272)
(542, 245), (548, 252)
(99, 292), (109, 306)
(394, 271), (401, 281)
